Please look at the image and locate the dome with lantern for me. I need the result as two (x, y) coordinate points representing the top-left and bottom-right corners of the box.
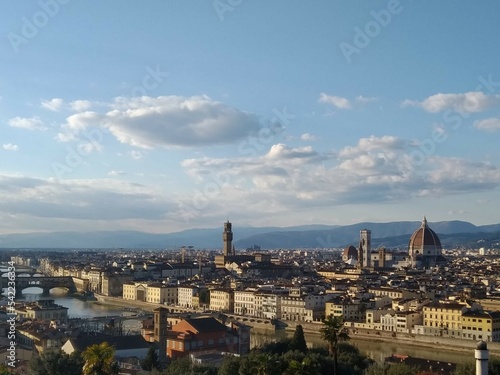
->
(408, 217), (447, 266)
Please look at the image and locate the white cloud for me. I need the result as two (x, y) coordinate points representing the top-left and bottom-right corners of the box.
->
(474, 117), (500, 132)
(178, 136), (500, 218)
(8, 116), (48, 131)
(403, 91), (500, 113)
(2, 143), (19, 151)
(265, 143), (321, 162)
(59, 95), (261, 148)
(108, 170), (125, 176)
(356, 95), (377, 103)
(300, 133), (317, 141)
(70, 99), (93, 111)
(318, 93), (351, 109)
(338, 135), (405, 158)
(0, 175), (172, 220)
(129, 150), (145, 159)
(41, 98), (64, 111)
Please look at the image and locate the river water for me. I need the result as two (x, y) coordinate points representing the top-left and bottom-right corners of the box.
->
(15, 287), (145, 334)
(7, 287), (474, 364)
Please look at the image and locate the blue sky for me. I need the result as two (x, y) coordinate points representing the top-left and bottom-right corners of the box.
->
(1, 1), (500, 235)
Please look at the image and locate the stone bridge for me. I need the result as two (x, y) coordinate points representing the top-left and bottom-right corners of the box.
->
(2, 276), (78, 296)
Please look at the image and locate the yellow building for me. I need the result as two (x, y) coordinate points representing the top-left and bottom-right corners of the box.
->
(325, 299), (364, 322)
(122, 282), (137, 300)
(462, 310), (500, 342)
(122, 282), (148, 301)
(146, 283), (168, 304)
(423, 301), (467, 337)
(209, 289), (234, 312)
(141, 283), (178, 305)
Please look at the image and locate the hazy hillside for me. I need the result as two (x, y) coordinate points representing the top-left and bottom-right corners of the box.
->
(0, 221), (498, 249)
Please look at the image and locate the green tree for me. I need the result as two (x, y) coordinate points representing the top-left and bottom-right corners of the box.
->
(283, 356), (321, 375)
(199, 288), (210, 306)
(218, 355), (241, 375)
(336, 343), (372, 375)
(141, 346), (160, 372)
(0, 364), (10, 375)
(29, 351), (84, 375)
(452, 361), (474, 375)
(257, 338), (292, 356)
(242, 353), (281, 375)
(364, 363), (418, 375)
(289, 325), (308, 353)
(82, 342), (119, 375)
(319, 315), (349, 375)
(489, 357), (500, 375)
(163, 356), (192, 375)
(454, 358), (500, 375)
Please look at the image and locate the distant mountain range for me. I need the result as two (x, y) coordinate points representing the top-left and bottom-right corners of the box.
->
(0, 221), (499, 250)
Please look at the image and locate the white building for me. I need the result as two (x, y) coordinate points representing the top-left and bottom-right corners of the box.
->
(234, 289), (256, 316)
(178, 286), (198, 308)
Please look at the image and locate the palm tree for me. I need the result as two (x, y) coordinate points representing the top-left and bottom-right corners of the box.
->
(319, 315), (350, 375)
(82, 342), (119, 375)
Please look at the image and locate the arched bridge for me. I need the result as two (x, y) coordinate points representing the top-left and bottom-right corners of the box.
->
(10, 276), (78, 296)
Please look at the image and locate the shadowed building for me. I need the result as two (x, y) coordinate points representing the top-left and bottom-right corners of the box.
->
(360, 229), (371, 268)
(154, 307), (168, 365)
(166, 316), (250, 360)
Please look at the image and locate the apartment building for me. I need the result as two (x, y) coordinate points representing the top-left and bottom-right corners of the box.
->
(15, 300), (68, 323)
(146, 283), (164, 304)
(423, 301), (468, 337)
(281, 289), (330, 322)
(254, 290), (285, 319)
(178, 286), (198, 308)
(395, 311), (423, 333)
(122, 282), (147, 302)
(101, 273), (133, 297)
(209, 289), (234, 312)
(234, 289), (256, 316)
(369, 287), (420, 300)
(380, 310), (422, 333)
(325, 299), (364, 322)
(461, 310), (500, 342)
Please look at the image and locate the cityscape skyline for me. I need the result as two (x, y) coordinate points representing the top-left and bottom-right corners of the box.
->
(2, 2), (500, 235)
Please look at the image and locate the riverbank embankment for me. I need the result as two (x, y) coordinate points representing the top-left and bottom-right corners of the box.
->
(282, 320), (500, 357)
(93, 294), (276, 330)
(94, 294), (500, 357)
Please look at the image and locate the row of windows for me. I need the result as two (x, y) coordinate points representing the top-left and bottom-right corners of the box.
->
(235, 296), (255, 302)
(425, 314), (458, 320)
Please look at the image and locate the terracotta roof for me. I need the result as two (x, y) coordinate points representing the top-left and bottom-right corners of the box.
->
(65, 334), (150, 352)
(408, 217), (442, 251)
(178, 317), (228, 334)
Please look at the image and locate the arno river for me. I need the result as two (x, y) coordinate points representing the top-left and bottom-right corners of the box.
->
(10, 287), (472, 364)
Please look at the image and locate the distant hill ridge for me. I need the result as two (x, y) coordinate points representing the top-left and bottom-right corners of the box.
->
(0, 220), (499, 249)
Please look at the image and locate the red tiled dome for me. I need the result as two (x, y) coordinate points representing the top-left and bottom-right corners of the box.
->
(342, 245), (357, 259)
(408, 217), (442, 258)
